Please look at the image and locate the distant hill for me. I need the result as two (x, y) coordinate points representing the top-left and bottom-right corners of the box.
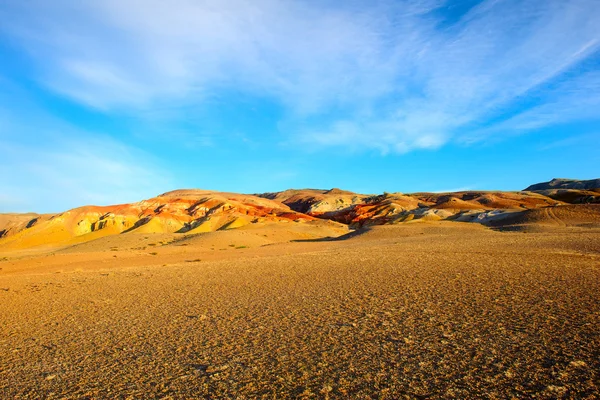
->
(3, 180), (600, 251)
(524, 178), (600, 204)
(525, 178), (600, 191)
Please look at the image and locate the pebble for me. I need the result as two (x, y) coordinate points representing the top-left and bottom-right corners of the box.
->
(569, 360), (587, 367)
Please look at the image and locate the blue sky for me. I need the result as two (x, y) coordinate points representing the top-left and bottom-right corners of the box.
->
(1, 0), (599, 213)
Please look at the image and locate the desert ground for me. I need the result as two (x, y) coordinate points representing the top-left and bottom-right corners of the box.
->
(1, 216), (599, 398)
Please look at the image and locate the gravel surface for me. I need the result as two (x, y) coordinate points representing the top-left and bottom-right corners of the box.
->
(1, 223), (599, 398)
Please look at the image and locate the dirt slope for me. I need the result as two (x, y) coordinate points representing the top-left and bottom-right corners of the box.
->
(530, 189), (600, 204)
(488, 204), (600, 231)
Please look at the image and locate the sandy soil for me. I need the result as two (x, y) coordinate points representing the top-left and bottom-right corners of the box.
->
(1, 221), (599, 398)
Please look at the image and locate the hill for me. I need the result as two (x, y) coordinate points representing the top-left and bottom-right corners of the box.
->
(524, 178), (600, 204)
(524, 178), (600, 191)
(3, 181), (600, 251)
(0, 190), (313, 250)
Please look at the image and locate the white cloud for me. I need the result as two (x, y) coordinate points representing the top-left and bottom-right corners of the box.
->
(299, 117), (449, 154)
(1, 0), (413, 111)
(1, 0), (599, 153)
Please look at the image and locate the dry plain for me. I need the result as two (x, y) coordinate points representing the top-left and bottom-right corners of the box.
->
(1, 218), (599, 399)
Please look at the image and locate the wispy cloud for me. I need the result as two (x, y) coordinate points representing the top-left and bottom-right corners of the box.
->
(0, 133), (171, 213)
(479, 70), (600, 133)
(0, 74), (173, 212)
(1, 0), (599, 153)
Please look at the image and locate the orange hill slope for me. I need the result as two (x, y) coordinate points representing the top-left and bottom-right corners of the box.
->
(0, 190), (314, 250)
